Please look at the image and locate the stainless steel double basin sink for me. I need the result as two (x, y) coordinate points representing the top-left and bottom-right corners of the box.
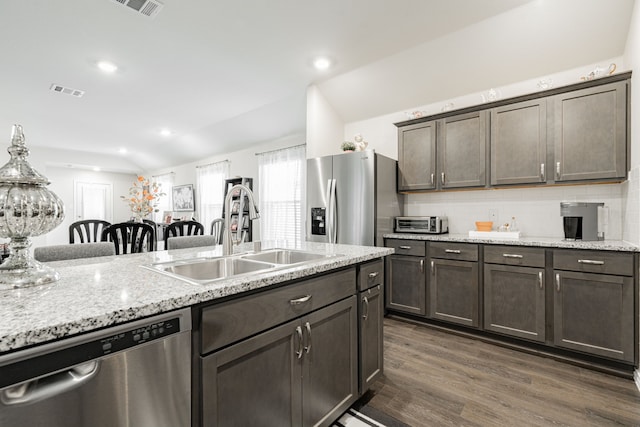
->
(143, 249), (340, 285)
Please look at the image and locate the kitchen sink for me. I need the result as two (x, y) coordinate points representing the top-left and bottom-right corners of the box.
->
(240, 249), (336, 264)
(144, 257), (276, 284)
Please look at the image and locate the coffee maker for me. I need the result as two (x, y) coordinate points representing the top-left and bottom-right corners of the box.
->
(560, 202), (606, 241)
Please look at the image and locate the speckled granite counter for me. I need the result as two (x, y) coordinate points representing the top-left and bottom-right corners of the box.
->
(0, 242), (392, 354)
(384, 233), (640, 252)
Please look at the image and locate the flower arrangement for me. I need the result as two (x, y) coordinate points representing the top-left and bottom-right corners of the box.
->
(121, 175), (165, 221)
(341, 141), (356, 152)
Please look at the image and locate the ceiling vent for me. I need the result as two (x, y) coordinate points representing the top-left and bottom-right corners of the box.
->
(110, 0), (164, 18)
(49, 84), (85, 98)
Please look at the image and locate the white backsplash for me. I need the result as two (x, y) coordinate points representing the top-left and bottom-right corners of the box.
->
(404, 183), (624, 240)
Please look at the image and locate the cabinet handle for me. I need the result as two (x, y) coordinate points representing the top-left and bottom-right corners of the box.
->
(430, 173), (434, 186)
(445, 249), (461, 254)
(538, 271), (543, 289)
(368, 272), (379, 279)
(290, 295), (312, 305)
(555, 273), (561, 292)
(295, 326), (304, 359)
(502, 253), (523, 259)
(556, 162), (561, 180)
(362, 296), (369, 320)
(441, 172), (445, 185)
(419, 259), (424, 273)
(398, 245), (412, 250)
(540, 163), (545, 180)
(304, 321), (312, 354)
(578, 259), (605, 265)
(430, 260), (434, 275)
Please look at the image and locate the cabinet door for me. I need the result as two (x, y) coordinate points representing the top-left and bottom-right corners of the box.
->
(553, 270), (634, 362)
(201, 319), (302, 427)
(484, 264), (545, 342)
(397, 121), (436, 191)
(302, 297), (358, 427)
(429, 258), (479, 327)
(491, 99), (547, 185)
(439, 111), (487, 188)
(552, 81), (627, 182)
(359, 284), (383, 394)
(386, 254), (426, 316)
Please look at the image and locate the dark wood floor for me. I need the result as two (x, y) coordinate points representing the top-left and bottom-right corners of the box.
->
(367, 317), (640, 426)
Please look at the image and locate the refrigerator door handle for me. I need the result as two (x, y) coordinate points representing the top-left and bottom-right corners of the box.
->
(325, 179), (333, 242)
(329, 179), (338, 243)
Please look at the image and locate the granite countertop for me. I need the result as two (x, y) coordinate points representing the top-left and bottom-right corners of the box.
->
(0, 242), (392, 354)
(384, 233), (640, 252)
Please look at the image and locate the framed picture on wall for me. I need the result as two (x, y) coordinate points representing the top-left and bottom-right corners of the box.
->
(172, 184), (195, 212)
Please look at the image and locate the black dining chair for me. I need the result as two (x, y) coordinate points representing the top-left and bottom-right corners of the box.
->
(210, 218), (225, 245)
(69, 219), (111, 244)
(143, 219), (160, 251)
(164, 220), (204, 250)
(101, 222), (156, 255)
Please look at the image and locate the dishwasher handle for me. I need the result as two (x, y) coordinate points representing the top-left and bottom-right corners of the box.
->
(1, 360), (100, 407)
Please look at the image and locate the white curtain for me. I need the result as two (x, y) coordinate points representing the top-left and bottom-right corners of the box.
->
(196, 161), (230, 233)
(152, 173), (174, 222)
(258, 145), (306, 245)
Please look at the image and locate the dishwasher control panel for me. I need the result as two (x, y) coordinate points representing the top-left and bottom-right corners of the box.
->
(100, 316), (181, 355)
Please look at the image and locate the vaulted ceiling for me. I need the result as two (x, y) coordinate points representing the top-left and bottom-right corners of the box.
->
(0, 0), (634, 173)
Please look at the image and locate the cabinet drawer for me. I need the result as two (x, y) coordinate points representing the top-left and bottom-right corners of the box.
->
(201, 268), (355, 354)
(429, 242), (478, 261)
(385, 239), (426, 257)
(359, 259), (384, 291)
(553, 250), (633, 276)
(484, 245), (545, 268)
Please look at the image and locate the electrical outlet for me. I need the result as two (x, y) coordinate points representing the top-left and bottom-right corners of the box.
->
(489, 209), (498, 223)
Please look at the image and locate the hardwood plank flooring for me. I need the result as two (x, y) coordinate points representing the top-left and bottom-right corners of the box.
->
(366, 317), (640, 426)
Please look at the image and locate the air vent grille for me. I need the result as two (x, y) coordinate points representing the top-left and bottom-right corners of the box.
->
(49, 84), (85, 98)
(109, 0), (164, 18)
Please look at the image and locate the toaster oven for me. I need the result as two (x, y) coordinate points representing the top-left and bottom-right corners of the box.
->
(395, 216), (448, 234)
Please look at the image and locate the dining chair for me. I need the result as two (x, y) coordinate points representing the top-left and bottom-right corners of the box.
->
(166, 235), (219, 250)
(101, 222), (156, 255)
(34, 242), (116, 262)
(69, 220), (111, 244)
(164, 220), (204, 250)
(143, 219), (159, 251)
(210, 218), (225, 245)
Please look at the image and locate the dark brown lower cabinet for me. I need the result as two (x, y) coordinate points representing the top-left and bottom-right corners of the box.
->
(429, 258), (479, 327)
(386, 254), (426, 315)
(484, 264), (545, 342)
(359, 284), (383, 393)
(201, 296), (358, 427)
(553, 270), (634, 363)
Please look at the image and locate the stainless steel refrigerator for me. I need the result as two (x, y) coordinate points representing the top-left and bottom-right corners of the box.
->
(306, 150), (403, 246)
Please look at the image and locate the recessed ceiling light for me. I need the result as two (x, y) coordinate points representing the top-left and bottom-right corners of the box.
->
(313, 57), (331, 70)
(97, 61), (118, 73)
(118, 148), (127, 154)
(159, 128), (172, 137)
(93, 166), (101, 172)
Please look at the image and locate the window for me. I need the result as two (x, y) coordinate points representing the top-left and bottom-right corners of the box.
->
(257, 145), (305, 245)
(196, 161), (229, 232)
(152, 173), (174, 222)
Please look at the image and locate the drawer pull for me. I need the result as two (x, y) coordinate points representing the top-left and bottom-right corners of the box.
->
(578, 259), (605, 265)
(430, 173), (434, 186)
(368, 272), (379, 279)
(420, 259), (424, 273)
(556, 273), (560, 292)
(398, 245), (412, 250)
(538, 271), (543, 289)
(540, 163), (545, 180)
(556, 162), (561, 179)
(445, 249), (461, 254)
(290, 295), (312, 305)
(430, 260), (434, 275)
(503, 253), (523, 259)
(441, 172), (445, 185)
(295, 326), (304, 359)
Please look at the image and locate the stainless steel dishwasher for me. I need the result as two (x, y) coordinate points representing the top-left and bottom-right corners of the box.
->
(0, 308), (192, 427)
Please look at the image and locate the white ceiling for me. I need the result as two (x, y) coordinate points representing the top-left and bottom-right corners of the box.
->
(0, 0), (634, 173)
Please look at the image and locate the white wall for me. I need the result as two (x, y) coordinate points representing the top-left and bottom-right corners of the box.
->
(622, 0), (640, 245)
(305, 85), (344, 159)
